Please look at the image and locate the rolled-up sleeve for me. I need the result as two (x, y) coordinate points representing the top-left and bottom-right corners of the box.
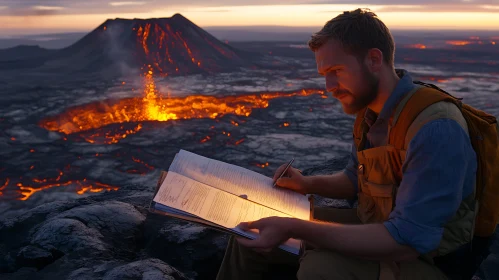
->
(383, 119), (476, 254)
(343, 141), (359, 193)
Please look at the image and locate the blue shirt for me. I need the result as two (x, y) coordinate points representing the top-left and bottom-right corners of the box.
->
(342, 69), (476, 254)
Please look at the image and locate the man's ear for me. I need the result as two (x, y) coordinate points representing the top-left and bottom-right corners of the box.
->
(366, 48), (383, 72)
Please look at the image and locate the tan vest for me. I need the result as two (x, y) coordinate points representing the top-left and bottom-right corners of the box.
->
(353, 85), (476, 258)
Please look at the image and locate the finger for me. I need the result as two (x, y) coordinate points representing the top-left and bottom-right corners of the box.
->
(238, 222), (251, 231)
(272, 164), (288, 181)
(276, 177), (298, 189)
(286, 167), (301, 177)
(238, 220), (262, 231)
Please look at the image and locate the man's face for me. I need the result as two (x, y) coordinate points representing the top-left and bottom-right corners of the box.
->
(315, 39), (379, 115)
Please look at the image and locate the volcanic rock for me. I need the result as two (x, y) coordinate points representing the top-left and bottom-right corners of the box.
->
(0, 156), (497, 280)
(101, 258), (189, 280)
(30, 200), (146, 256)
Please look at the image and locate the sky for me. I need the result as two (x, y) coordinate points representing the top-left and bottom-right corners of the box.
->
(0, 0), (498, 36)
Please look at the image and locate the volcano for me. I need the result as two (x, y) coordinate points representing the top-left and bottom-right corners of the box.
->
(35, 14), (255, 76)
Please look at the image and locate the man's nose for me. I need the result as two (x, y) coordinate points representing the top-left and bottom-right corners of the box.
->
(325, 75), (338, 93)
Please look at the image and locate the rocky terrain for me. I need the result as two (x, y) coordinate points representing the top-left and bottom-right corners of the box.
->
(1, 156), (497, 280)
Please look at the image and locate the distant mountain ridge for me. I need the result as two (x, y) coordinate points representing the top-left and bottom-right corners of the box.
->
(0, 45), (55, 61)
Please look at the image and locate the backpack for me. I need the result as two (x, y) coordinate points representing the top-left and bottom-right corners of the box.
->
(392, 81), (499, 278)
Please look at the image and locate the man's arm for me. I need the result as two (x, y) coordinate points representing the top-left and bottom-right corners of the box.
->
(238, 217), (419, 261)
(305, 172), (356, 200)
(288, 219), (419, 261)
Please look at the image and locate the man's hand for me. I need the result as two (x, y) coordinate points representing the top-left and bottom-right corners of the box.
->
(236, 217), (294, 253)
(273, 164), (308, 194)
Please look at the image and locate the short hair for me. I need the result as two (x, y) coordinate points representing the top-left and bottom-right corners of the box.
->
(308, 8), (395, 67)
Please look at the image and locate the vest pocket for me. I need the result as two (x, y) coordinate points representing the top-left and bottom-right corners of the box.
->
(357, 192), (375, 223)
(365, 182), (395, 222)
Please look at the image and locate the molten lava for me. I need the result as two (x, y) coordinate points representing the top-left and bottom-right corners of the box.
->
(39, 68), (325, 141)
(406, 44), (427, 49)
(130, 15), (241, 75)
(0, 178), (8, 196)
(255, 162), (269, 168)
(17, 179), (119, 201)
(132, 156), (155, 170)
(446, 40), (472, 46)
(0, 167), (119, 201)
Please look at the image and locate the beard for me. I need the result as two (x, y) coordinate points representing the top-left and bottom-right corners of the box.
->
(339, 67), (379, 115)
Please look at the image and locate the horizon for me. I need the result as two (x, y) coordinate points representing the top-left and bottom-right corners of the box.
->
(1, 2), (499, 36)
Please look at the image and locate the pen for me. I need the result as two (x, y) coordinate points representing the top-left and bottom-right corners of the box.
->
(273, 158), (295, 187)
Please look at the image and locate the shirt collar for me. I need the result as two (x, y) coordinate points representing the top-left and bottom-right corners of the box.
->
(364, 69), (415, 124)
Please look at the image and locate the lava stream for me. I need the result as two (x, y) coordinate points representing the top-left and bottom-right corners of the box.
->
(16, 180), (119, 201)
(39, 68), (325, 137)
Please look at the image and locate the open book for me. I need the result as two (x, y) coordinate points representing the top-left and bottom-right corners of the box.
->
(149, 149), (313, 255)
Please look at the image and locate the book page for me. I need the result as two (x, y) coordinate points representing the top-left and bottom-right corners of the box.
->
(168, 150), (310, 220)
(153, 172), (301, 254)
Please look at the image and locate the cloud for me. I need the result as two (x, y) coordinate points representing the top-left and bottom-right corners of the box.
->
(1, 0), (498, 16)
(374, 4), (499, 12)
(482, 5), (499, 9)
(109, 1), (147, 6)
(32, 6), (65, 11)
(7, 5), (67, 16)
(186, 9), (231, 13)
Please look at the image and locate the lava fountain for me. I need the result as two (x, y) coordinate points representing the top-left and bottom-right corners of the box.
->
(39, 67), (325, 143)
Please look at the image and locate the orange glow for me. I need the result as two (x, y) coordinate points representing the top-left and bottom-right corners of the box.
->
(30, 149), (35, 153)
(492, 41), (496, 45)
(39, 67), (325, 141)
(256, 162), (269, 168)
(132, 156), (155, 170)
(17, 179), (119, 201)
(78, 124), (143, 144)
(138, 24), (151, 56)
(283, 122), (290, 127)
(10, 137), (15, 141)
(134, 21), (235, 75)
(422, 76), (450, 83)
(200, 135), (211, 143)
(234, 138), (245, 145)
(446, 40), (472, 46)
(407, 44), (427, 49)
(0, 178), (8, 196)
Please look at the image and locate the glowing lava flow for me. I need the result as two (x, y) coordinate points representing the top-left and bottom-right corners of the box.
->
(406, 44), (427, 49)
(0, 178), (8, 196)
(17, 180), (119, 201)
(446, 40), (472, 46)
(39, 68), (325, 139)
(12, 169), (119, 201)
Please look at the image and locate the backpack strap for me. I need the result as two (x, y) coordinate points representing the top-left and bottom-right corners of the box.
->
(353, 107), (368, 151)
(388, 86), (461, 150)
(404, 100), (469, 150)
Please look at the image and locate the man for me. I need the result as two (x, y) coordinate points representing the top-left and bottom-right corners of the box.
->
(216, 8), (477, 280)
